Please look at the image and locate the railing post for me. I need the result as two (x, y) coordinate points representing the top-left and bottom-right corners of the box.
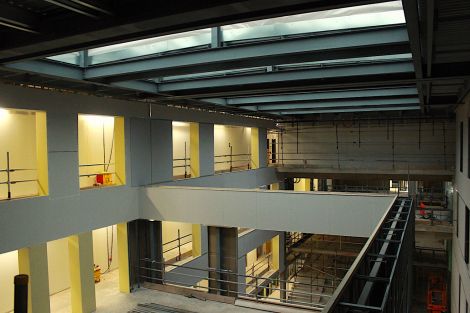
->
(229, 143), (233, 172)
(7, 151), (11, 199)
(177, 229), (181, 261)
(184, 141), (188, 178)
(255, 277), (258, 301)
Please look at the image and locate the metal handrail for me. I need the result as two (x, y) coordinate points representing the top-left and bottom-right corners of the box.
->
(173, 141), (190, 178)
(1, 152), (40, 200)
(139, 258), (330, 310)
(162, 230), (192, 262)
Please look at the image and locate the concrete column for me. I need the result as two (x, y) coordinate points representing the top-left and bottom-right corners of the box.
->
(47, 111), (79, 197)
(117, 223), (130, 293)
(151, 119), (173, 183)
(68, 232), (96, 313)
(130, 118), (151, 186)
(190, 122), (214, 177)
(208, 226), (238, 297)
(278, 232), (287, 302)
(18, 243), (51, 313)
(237, 255), (247, 295)
(251, 127), (268, 169)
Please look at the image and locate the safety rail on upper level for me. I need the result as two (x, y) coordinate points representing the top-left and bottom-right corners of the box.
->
(0, 152), (43, 200)
(323, 197), (413, 313)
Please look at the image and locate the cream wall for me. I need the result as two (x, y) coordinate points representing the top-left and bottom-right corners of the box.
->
(78, 115), (116, 188)
(162, 221), (193, 260)
(214, 125), (251, 172)
(92, 226), (119, 273)
(0, 251), (18, 313)
(451, 96), (470, 313)
(0, 227), (119, 313)
(172, 122), (190, 177)
(0, 109), (38, 199)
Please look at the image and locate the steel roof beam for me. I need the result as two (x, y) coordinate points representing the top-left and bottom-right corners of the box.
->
(154, 61), (414, 93)
(42, 0), (109, 19)
(204, 87), (418, 106)
(0, 4), (39, 33)
(84, 26), (410, 82)
(0, 0), (394, 63)
(271, 105), (420, 115)
(240, 98), (419, 111)
(402, 0), (425, 111)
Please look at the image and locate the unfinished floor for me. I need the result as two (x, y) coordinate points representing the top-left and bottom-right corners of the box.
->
(48, 270), (265, 313)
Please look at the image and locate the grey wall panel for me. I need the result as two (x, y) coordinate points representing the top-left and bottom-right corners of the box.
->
(199, 123), (215, 177)
(48, 152), (79, 197)
(47, 112), (78, 152)
(258, 128), (268, 168)
(238, 229), (279, 256)
(151, 119), (173, 183)
(165, 253), (209, 287)
(130, 118), (151, 186)
(0, 186), (139, 254)
(141, 187), (395, 237)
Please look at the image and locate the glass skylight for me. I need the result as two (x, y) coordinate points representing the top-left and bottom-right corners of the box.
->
(46, 1), (405, 66)
(221, 1), (405, 43)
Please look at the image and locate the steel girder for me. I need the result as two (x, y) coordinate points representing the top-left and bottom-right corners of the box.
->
(203, 87), (419, 106)
(154, 61), (415, 93)
(83, 25), (410, 82)
(268, 105), (420, 115)
(240, 98), (419, 111)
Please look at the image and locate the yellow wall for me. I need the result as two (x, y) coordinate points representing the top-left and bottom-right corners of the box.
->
(35, 111), (48, 196)
(214, 125), (251, 172)
(0, 109), (46, 200)
(78, 115), (125, 188)
(162, 221), (193, 261)
(0, 251), (19, 313)
(172, 122), (191, 177)
(294, 178), (310, 192)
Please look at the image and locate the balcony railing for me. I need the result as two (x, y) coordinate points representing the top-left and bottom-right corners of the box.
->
(0, 152), (42, 200)
(162, 230), (192, 264)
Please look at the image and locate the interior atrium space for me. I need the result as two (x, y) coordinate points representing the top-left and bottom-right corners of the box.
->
(0, 0), (469, 313)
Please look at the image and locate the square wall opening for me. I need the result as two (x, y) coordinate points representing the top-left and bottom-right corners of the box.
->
(214, 125), (251, 173)
(0, 108), (48, 200)
(172, 121), (190, 179)
(78, 114), (126, 189)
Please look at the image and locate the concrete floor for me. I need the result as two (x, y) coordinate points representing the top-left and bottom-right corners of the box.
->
(50, 270), (265, 313)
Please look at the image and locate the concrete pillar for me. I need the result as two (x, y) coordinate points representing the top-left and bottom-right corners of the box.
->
(237, 255), (247, 295)
(68, 232), (96, 313)
(190, 122), (214, 177)
(130, 118), (151, 186)
(117, 223), (130, 293)
(18, 243), (51, 313)
(47, 111), (79, 197)
(278, 232), (287, 302)
(208, 227), (238, 297)
(251, 127), (268, 169)
(151, 119), (173, 183)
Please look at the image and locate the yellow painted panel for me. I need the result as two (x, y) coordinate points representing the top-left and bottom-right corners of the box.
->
(35, 112), (49, 196)
(117, 223), (130, 293)
(18, 243), (50, 313)
(189, 123), (200, 178)
(270, 183), (279, 190)
(294, 178), (310, 191)
(69, 232), (96, 313)
(272, 235), (280, 271)
(192, 224), (202, 257)
(114, 116), (126, 185)
(250, 128), (259, 169)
